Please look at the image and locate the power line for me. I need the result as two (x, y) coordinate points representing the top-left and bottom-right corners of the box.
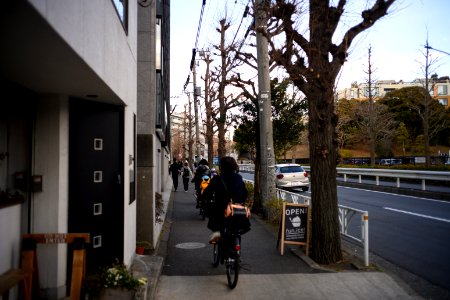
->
(184, 0), (207, 91)
(194, 0), (207, 50)
(230, 4), (250, 47)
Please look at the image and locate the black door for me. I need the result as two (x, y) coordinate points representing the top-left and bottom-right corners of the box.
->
(69, 99), (124, 272)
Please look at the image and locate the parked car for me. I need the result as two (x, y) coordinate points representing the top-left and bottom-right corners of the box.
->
(274, 163), (309, 191)
(379, 158), (402, 166)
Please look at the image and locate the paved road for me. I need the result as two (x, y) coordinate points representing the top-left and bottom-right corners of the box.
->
(337, 186), (450, 292)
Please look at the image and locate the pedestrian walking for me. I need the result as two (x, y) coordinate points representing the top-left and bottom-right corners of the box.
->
(181, 162), (193, 192)
(169, 158), (180, 191)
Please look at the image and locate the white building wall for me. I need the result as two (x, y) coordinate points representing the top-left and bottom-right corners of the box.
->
(10, 0), (139, 295)
(28, 0), (138, 112)
(32, 95), (69, 298)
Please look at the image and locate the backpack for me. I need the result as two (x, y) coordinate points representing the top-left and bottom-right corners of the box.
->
(200, 175), (210, 194)
(183, 167), (190, 178)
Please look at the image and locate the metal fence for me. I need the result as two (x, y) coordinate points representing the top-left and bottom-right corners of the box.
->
(242, 177), (370, 266)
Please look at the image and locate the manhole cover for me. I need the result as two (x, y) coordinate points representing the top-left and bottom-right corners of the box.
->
(175, 242), (206, 249)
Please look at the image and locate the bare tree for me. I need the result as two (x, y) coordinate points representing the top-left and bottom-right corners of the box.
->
(353, 101), (398, 157)
(364, 46), (377, 166)
(213, 18), (248, 158)
(267, 0), (396, 264)
(419, 39), (448, 167)
(199, 50), (218, 164)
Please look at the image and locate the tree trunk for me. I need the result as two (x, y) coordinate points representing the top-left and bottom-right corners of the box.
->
(187, 94), (194, 164)
(307, 84), (342, 264)
(203, 56), (215, 164)
(217, 19), (227, 158)
(252, 119), (263, 213)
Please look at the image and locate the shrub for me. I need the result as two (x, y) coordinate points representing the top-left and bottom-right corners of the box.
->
(265, 197), (285, 224)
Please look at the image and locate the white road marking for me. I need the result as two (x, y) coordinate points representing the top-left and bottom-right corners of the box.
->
(338, 186), (450, 204)
(383, 207), (450, 223)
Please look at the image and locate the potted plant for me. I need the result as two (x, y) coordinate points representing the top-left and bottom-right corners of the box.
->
(85, 261), (147, 299)
(136, 241), (152, 255)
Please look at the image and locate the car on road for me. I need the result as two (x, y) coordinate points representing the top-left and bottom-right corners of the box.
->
(274, 163), (309, 191)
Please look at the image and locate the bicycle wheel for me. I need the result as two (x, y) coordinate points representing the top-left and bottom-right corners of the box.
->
(200, 206), (206, 220)
(212, 240), (221, 267)
(226, 256), (239, 289)
(226, 236), (240, 289)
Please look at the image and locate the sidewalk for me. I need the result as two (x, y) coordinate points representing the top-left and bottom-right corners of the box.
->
(139, 183), (422, 300)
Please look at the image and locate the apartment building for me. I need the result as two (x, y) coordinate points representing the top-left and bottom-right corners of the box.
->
(0, 1), (170, 298)
(336, 77), (450, 108)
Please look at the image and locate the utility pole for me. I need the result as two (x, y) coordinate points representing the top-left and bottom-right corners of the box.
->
(255, 0), (276, 204)
(192, 52), (201, 162)
(186, 91), (194, 164)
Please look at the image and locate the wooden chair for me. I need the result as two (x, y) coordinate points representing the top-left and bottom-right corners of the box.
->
(0, 268), (31, 300)
(21, 233), (90, 300)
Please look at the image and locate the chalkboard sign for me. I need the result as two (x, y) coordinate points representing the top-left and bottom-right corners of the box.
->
(278, 203), (310, 255)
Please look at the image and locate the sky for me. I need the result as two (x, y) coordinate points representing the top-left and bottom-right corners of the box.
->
(170, 0), (450, 112)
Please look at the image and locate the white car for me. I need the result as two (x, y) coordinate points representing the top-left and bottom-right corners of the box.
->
(274, 163), (309, 191)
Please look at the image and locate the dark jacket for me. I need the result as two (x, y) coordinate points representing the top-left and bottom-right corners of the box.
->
(169, 162), (179, 177)
(200, 173), (248, 232)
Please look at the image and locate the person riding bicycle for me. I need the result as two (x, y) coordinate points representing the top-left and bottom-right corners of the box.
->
(200, 156), (249, 243)
(192, 158), (210, 208)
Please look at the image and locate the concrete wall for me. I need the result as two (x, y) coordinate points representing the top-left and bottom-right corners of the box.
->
(137, 1), (157, 248)
(32, 95), (69, 298)
(28, 0), (138, 111)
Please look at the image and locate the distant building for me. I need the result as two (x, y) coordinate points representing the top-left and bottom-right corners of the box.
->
(336, 77), (450, 108)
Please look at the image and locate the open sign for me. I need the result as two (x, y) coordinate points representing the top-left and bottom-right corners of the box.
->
(278, 203), (310, 256)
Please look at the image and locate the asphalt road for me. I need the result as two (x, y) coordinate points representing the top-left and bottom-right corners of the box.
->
(337, 186), (450, 292)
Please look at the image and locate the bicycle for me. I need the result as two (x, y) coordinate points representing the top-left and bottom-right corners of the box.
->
(194, 191), (206, 220)
(212, 228), (241, 289)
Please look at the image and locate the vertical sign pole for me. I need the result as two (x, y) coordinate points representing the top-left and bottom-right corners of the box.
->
(280, 202), (286, 255)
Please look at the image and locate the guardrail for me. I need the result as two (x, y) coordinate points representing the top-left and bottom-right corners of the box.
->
(239, 164), (450, 192)
(242, 177), (369, 266)
(302, 166), (450, 191)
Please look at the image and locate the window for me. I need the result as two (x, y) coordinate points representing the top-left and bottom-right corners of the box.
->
(112, 0), (128, 32)
(437, 85), (448, 96)
(280, 166), (304, 173)
(156, 18), (162, 72)
(438, 98), (448, 106)
(364, 87), (378, 97)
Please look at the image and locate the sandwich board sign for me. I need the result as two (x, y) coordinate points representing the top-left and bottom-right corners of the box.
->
(278, 202), (310, 256)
